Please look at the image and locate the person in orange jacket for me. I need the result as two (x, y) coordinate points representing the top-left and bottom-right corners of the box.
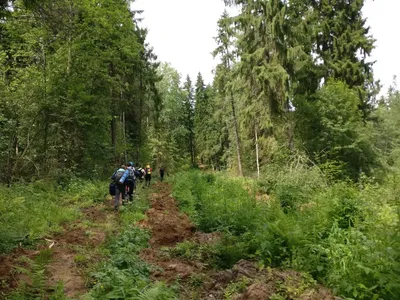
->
(145, 164), (152, 187)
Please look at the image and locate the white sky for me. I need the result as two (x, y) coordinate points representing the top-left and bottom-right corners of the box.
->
(134, 0), (399, 95)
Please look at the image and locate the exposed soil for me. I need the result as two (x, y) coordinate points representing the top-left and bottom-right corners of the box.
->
(140, 182), (200, 283)
(141, 183), (195, 247)
(2, 183), (337, 300)
(82, 206), (108, 223)
(0, 203), (115, 298)
(47, 248), (85, 297)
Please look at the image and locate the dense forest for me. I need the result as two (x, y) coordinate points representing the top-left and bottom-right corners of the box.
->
(1, 0), (400, 299)
(1, 0), (399, 182)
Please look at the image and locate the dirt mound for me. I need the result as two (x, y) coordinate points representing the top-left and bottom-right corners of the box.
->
(1, 204), (112, 298)
(138, 183), (337, 300)
(141, 248), (202, 283)
(203, 260), (337, 300)
(45, 211), (108, 297)
(193, 232), (221, 245)
(55, 226), (105, 247)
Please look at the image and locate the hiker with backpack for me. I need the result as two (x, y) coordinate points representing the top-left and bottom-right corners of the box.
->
(145, 164), (152, 187)
(126, 162), (136, 202)
(110, 165), (129, 211)
(159, 166), (165, 182)
(134, 166), (143, 190)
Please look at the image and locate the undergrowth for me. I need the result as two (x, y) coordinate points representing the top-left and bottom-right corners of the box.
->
(171, 168), (400, 300)
(0, 179), (107, 253)
(6, 249), (66, 300)
(85, 226), (177, 300)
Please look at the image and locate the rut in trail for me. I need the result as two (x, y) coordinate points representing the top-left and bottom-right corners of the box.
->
(140, 182), (202, 283)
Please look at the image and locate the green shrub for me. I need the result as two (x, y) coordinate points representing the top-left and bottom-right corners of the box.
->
(172, 171), (261, 234)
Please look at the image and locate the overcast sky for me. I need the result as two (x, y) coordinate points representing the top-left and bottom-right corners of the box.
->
(134, 0), (398, 95)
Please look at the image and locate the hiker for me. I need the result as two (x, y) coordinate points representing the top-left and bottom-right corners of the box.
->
(110, 165), (129, 211)
(145, 164), (152, 187)
(141, 167), (146, 179)
(159, 166), (165, 182)
(126, 162), (136, 202)
(135, 166), (144, 183)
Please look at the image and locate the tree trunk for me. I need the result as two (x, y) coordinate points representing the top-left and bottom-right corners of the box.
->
(230, 90), (243, 176)
(225, 45), (243, 176)
(137, 73), (143, 162)
(190, 131), (195, 166)
(255, 124), (260, 179)
(123, 110), (127, 164)
(111, 88), (116, 160)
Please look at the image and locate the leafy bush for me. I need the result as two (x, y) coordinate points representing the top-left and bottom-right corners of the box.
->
(172, 171), (261, 234)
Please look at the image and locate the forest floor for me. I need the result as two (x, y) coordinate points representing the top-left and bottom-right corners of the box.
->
(0, 182), (338, 299)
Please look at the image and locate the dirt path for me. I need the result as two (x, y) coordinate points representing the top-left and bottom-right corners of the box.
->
(0, 202), (118, 298)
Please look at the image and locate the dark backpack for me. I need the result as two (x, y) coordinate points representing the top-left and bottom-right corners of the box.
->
(134, 169), (142, 178)
(127, 167), (135, 181)
(109, 183), (116, 196)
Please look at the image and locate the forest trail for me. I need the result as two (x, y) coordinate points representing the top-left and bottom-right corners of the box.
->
(1, 183), (338, 299)
(140, 183), (337, 300)
(0, 202), (118, 298)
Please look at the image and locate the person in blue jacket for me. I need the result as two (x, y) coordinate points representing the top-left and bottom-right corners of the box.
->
(111, 165), (129, 211)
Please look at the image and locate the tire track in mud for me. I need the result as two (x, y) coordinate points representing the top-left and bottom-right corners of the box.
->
(46, 205), (115, 297)
(139, 182), (202, 283)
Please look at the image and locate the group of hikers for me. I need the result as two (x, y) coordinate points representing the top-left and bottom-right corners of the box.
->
(109, 162), (165, 211)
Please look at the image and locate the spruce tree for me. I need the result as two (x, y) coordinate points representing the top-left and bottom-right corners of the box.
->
(183, 75), (196, 166)
(213, 11), (243, 176)
(310, 0), (377, 115)
(194, 73), (207, 164)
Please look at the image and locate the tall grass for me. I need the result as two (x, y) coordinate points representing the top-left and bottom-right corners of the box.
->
(0, 179), (107, 253)
(171, 168), (400, 299)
